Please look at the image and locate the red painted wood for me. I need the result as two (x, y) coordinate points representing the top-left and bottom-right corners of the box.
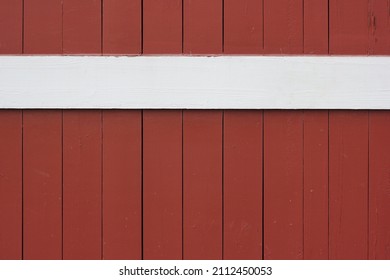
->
(183, 110), (222, 260)
(24, 0), (62, 54)
(303, 110), (329, 260)
(264, 0), (303, 54)
(0, 111), (22, 260)
(224, 0), (263, 54)
(63, 0), (102, 54)
(264, 110), (303, 260)
(23, 111), (62, 260)
(143, 0), (182, 54)
(369, 0), (390, 54)
(102, 111), (142, 260)
(103, 0), (141, 54)
(304, 0), (328, 54)
(63, 110), (102, 260)
(184, 0), (223, 54)
(330, 0), (369, 54)
(224, 110), (263, 260)
(0, 0), (22, 54)
(369, 111), (390, 259)
(329, 111), (369, 260)
(143, 110), (182, 260)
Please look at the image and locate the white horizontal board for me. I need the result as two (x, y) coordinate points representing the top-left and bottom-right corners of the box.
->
(0, 56), (390, 109)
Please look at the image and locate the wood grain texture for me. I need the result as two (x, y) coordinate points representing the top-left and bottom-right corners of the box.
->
(143, 110), (183, 260)
(23, 111), (62, 260)
(329, 111), (369, 260)
(143, 0), (182, 54)
(224, 0), (263, 54)
(303, 110), (329, 259)
(264, 110), (304, 260)
(63, 0), (102, 54)
(184, 0), (223, 54)
(224, 110), (263, 260)
(63, 110), (102, 260)
(264, 0), (304, 54)
(304, 0), (329, 54)
(0, 111), (22, 260)
(0, 0), (22, 54)
(183, 110), (223, 260)
(102, 110), (142, 260)
(368, 0), (390, 54)
(103, 0), (141, 54)
(369, 111), (390, 259)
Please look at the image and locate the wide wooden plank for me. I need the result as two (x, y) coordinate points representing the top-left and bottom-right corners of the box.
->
(63, 0), (102, 54)
(143, 0), (182, 54)
(143, 110), (182, 260)
(224, 0), (263, 54)
(330, 0), (369, 54)
(368, 0), (390, 54)
(24, 0), (62, 54)
(103, 0), (141, 54)
(303, 110), (329, 259)
(184, 0), (223, 54)
(0, 0), (22, 54)
(63, 110), (102, 260)
(102, 110), (142, 260)
(23, 111), (62, 260)
(369, 111), (390, 259)
(0, 111), (22, 260)
(329, 111), (369, 259)
(224, 110), (263, 260)
(304, 0), (328, 54)
(264, 0), (303, 54)
(264, 110), (304, 259)
(183, 110), (222, 260)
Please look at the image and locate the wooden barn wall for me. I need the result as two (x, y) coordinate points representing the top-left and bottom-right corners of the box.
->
(0, 0), (389, 260)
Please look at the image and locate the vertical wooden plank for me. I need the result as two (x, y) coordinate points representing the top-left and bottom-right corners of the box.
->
(264, 110), (303, 259)
(23, 111), (62, 260)
(103, 111), (142, 260)
(184, 0), (223, 54)
(103, 0), (141, 55)
(303, 110), (329, 260)
(0, 111), (22, 260)
(143, 0), (182, 54)
(329, 111), (368, 260)
(183, 110), (223, 260)
(304, 0), (329, 54)
(224, 0), (263, 54)
(264, 0), (304, 54)
(224, 110), (263, 260)
(0, 0), (22, 54)
(143, 110), (182, 260)
(369, 111), (390, 259)
(368, 0), (390, 54)
(63, 110), (102, 260)
(24, 0), (63, 54)
(329, 0), (369, 54)
(63, 0), (101, 54)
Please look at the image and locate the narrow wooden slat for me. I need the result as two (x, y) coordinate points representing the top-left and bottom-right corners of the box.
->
(63, 110), (102, 260)
(0, 0), (22, 54)
(303, 110), (329, 259)
(329, 111), (369, 259)
(23, 111), (62, 260)
(24, 0), (62, 54)
(143, 0), (182, 54)
(103, 0), (141, 54)
(0, 111), (22, 260)
(63, 0), (101, 54)
(224, 0), (263, 54)
(184, 0), (223, 54)
(183, 110), (223, 260)
(264, 110), (304, 259)
(224, 110), (263, 260)
(264, 0), (303, 54)
(369, 111), (390, 259)
(102, 110), (142, 260)
(368, 0), (390, 54)
(143, 110), (182, 260)
(304, 0), (328, 54)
